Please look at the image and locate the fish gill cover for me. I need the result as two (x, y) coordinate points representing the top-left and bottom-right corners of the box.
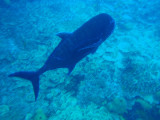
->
(0, 0), (160, 120)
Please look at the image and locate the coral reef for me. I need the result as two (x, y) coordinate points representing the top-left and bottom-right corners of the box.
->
(48, 103), (117, 120)
(107, 97), (127, 114)
(0, 0), (160, 120)
(120, 55), (160, 98)
(0, 105), (9, 116)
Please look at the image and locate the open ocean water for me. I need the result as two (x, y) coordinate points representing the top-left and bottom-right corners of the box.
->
(0, 0), (160, 120)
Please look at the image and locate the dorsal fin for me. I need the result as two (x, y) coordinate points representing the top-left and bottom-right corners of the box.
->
(56, 32), (72, 40)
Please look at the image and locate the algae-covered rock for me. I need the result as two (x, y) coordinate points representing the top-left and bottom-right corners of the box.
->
(143, 95), (155, 104)
(0, 105), (10, 116)
(3, 0), (11, 5)
(136, 99), (152, 110)
(154, 91), (160, 101)
(25, 113), (33, 120)
(107, 97), (127, 114)
(34, 109), (47, 120)
(119, 115), (125, 120)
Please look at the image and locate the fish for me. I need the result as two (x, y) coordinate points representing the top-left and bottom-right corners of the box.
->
(9, 13), (115, 101)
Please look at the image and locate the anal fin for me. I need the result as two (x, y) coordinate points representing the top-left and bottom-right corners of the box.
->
(78, 39), (102, 53)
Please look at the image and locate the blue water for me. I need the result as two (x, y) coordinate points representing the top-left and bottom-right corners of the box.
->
(0, 0), (160, 120)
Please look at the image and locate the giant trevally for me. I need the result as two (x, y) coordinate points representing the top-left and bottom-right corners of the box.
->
(9, 13), (115, 101)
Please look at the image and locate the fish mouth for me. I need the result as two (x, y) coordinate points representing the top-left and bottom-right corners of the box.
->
(109, 19), (116, 34)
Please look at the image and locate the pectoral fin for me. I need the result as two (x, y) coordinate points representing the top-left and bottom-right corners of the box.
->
(56, 32), (72, 40)
(78, 39), (102, 53)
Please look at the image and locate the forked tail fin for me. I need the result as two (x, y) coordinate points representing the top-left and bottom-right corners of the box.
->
(9, 71), (40, 101)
